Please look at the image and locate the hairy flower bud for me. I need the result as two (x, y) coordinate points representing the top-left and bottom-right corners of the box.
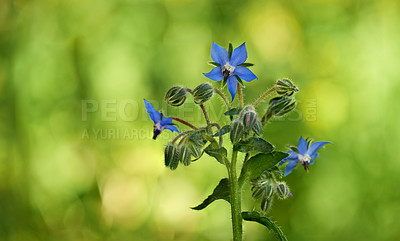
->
(243, 109), (258, 133)
(165, 86), (187, 107)
(276, 182), (290, 199)
(164, 143), (180, 170)
(261, 196), (273, 213)
(230, 119), (244, 144)
(192, 83), (214, 104)
(179, 144), (192, 166)
(275, 79), (299, 96)
(188, 141), (202, 159)
(252, 119), (264, 136)
(262, 96), (296, 123)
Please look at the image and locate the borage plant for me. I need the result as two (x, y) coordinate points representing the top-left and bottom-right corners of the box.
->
(144, 42), (330, 241)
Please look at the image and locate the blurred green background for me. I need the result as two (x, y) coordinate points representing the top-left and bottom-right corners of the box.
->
(1, 0), (399, 240)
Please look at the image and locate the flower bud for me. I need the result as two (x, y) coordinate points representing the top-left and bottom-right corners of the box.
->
(242, 109), (258, 133)
(165, 86), (187, 107)
(164, 143), (180, 170)
(188, 141), (202, 159)
(275, 79), (299, 96)
(252, 119), (264, 136)
(230, 119), (244, 144)
(276, 182), (290, 199)
(261, 196), (273, 213)
(179, 144), (192, 166)
(262, 96), (296, 122)
(192, 83), (214, 104)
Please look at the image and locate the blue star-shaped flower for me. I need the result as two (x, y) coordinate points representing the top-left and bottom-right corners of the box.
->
(279, 137), (330, 176)
(203, 42), (257, 101)
(144, 99), (179, 139)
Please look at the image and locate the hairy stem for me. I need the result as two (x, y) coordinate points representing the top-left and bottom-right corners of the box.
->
(211, 123), (223, 147)
(171, 130), (196, 144)
(253, 86), (275, 107)
(172, 117), (199, 130)
(229, 150), (242, 241)
(214, 88), (231, 110)
(200, 104), (212, 134)
(238, 83), (244, 108)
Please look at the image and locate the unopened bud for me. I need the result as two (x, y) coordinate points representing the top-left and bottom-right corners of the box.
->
(192, 83), (214, 104)
(164, 143), (180, 170)
(230, 119), (244, 144)
(275, 79), (299, 96)
(261, 196), (273, 213)
(179, 144), (192, 166)
(276, 182), (290, 199)
(165, 86), (187, 107)
(252, 119), (264, 136)
(188, 141), (202, 159)
(263, 96), (296, 122)
(242, 108), (258, 133)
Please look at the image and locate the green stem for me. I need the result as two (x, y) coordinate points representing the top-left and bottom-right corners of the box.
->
(214, 87), (231, 110)
(229, 150), (242, 241)
(238, 83), (244, 108)
(210, 123), (223, 147)
(253, 86), (275, 107)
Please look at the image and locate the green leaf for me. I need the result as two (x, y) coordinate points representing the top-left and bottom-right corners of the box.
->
(234, 137), (274, 153)
(238, 62), (254, 67)
(213, 125), (231, 137)
(228, 42), (233, 58)
(208, 61), (220, 67)
(238, 151), (289, 187)
(242, 211), (288, 241)
(224, 107), (242, 116)
(204, 144), (228, 164)
(192, 178), (230, 210)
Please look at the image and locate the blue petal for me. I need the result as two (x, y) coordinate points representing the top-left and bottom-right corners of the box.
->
(307, 141), (331, 156)
(230, 42), (248, 66)
(280, 151), (298, 166)
(144, 99), (161, 123)
(297, 136), (308, 155)
(203, 67), (223, 81)
(160, 116), (173, 126)
(164, 125), (180, 133)
(285, 151), (299, 160)
(211, 42), (229, 65)
(227, 75), (238, 101)
(284, 160), (298, 176)
(310, 153), (319, 165)
(234, 66), (257, 82)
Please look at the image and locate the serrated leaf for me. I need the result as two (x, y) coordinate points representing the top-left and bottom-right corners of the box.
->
(238, 63), (254, 67)
(234, 137), (274, 153)
(204, 144), (227, 164)
(224, 107), (242, 116)
(242, 211), (288, 241)
(213, 125), (231, 137)
(238, 151), (289, 187)
(191, 178), (230, 210)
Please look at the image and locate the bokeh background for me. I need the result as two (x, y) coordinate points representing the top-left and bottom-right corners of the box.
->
(1, 0), (399, 240)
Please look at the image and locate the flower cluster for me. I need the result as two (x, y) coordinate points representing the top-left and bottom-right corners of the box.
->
(143, 42), (330, 241)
